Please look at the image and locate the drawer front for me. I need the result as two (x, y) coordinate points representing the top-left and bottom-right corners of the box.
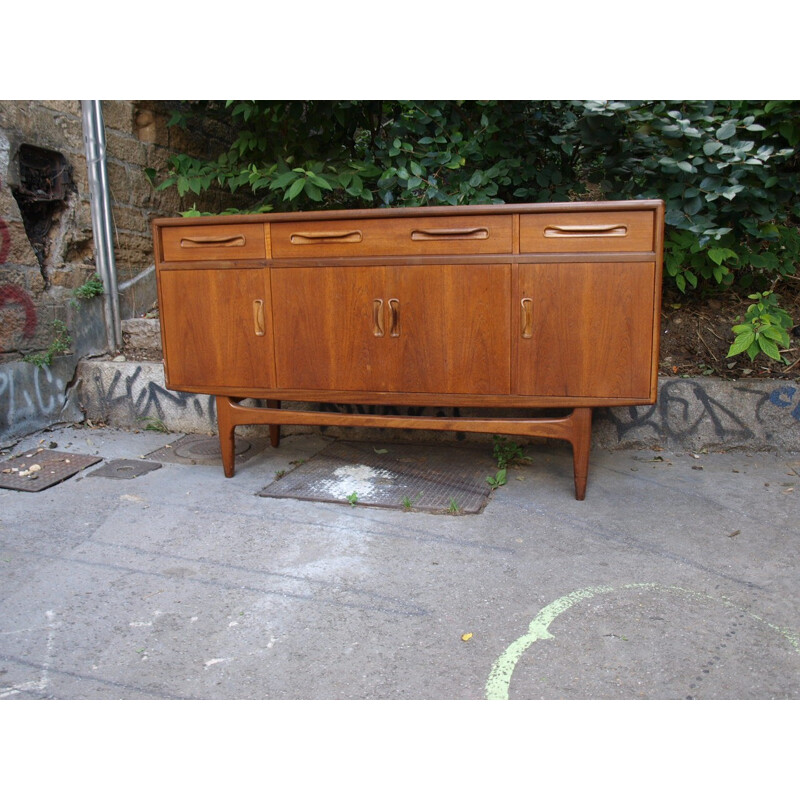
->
(270, 214), (513, 259)
(520, 211), (655, 253)
(159, 223), (266, 262)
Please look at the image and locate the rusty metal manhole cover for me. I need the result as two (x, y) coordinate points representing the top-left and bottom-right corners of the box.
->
(0, 449), (102, 493)
(258, 440), (496, 513)
(87, 459), (163, 479)
(145, 434), (262, 466)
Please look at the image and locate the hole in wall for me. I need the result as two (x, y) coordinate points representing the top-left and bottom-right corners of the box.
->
(10, 144), (74, 286)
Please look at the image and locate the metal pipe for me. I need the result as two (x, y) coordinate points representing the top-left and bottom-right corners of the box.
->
(81, 100), (122, 352)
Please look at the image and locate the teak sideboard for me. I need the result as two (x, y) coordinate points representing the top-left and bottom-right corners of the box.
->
(152, 200), (664, 499)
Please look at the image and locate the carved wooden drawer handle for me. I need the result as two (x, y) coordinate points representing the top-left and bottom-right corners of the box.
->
(253, 299), (265, 336)
(544, 224), (628, 238)
(388, 298), (400, 337)
(411, 227), (489, 241)
(180, 234), (247, 248)
(373, 299), (384, 337)
(289, 230), (363, 244)
(521, 298), (533, 339)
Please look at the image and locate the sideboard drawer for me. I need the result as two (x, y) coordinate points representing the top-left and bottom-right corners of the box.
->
(520, 211), (655, 253)
(159, 223), (266, 262)
(271, 214), (513, 259)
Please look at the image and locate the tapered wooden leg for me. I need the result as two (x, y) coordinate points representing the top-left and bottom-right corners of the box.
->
(215, 395), (237, 478)
(267, 399), (281, 447)
(570, 407), (593, 501)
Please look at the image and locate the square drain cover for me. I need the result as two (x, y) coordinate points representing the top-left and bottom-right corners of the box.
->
(88, 459), (163, 479)
(0, 449), (102, 492)
(145, 434), (263, 466)
(258, 440), (496, 513)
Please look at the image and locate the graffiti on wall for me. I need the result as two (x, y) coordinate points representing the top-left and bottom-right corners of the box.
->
(0, 362), (69, 434)
(603, 378), (799, 446)
(769, 385), (800, 421)
(0, 284), (38, 347)
(0, 180), (38, 352)
(87, 365), (217, 427)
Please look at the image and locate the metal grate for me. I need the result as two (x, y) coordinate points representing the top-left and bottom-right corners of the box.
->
(145, 434), (263, 466)
(87, 459), (163, 480)
(258, 440), (496, 514)
(0, 449), (102, 492)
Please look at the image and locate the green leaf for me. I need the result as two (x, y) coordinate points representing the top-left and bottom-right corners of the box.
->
(708, 247), (738, 266)
(727, 330), (755, 357)
(759, 337), (781, 361)
(307, 174), (333, 190)
(304, 182), (322, 201)
(285, 178), (306, 201)
(760, 326), (789, 345)
(270, 171), (298, 189)
(717, 120), (737, 140)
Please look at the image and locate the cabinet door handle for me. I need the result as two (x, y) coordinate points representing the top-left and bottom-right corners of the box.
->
(521, 298), (533, 339)
(410, 227), (489, 241)
(253, 299), (266, 336)
(373, 299), (385, 337)
(289, 230), (362, 244)
(544, 224), (627, 238)
(180, 234), (247, 248)
(388, 298), (401, 337)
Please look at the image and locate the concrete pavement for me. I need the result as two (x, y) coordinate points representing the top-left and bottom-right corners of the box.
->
(1, 424), (798, 700)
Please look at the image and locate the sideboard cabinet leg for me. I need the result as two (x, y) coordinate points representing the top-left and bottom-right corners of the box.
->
(215, 395), (237, 478)
(267, 399), (281, 447)
(571, 407), (593, 501)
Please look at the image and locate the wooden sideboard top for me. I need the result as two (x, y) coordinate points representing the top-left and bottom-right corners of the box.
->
(152, 199), (664, 227)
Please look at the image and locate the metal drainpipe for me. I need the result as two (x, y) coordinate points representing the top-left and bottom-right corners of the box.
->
(81, 100), (122, 353)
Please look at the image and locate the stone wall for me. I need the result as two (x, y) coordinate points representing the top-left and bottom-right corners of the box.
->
(0, 100), (236, 365)
(0, 100), (239, 441)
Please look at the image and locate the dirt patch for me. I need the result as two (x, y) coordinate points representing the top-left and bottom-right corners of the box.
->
(659, 283), (800, 381)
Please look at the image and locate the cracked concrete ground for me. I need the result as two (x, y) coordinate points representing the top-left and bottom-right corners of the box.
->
(0, 425), (797, 701)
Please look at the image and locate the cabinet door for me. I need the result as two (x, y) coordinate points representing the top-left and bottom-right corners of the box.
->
(271, 264), (510, 395)
(158, 268), (274, 392)
(515, 262), (657, 400)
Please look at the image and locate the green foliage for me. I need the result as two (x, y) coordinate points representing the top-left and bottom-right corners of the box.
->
(153, 101), (587, 213)
(492, 436), (531, 470)
(140, 416), (169, 433)
(727, 291), (794, 363)
(73, 274), (104, 300)
(486, 469), (508, 490)
(346, 492), (358, 507)
(22, 320), (71, 367)
(569, 101), (800, 296)
(401, 491), (422, 510)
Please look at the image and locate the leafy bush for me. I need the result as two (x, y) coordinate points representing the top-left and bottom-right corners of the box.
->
(150, 101), (587, 212)
(567, 101), (800, 295)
